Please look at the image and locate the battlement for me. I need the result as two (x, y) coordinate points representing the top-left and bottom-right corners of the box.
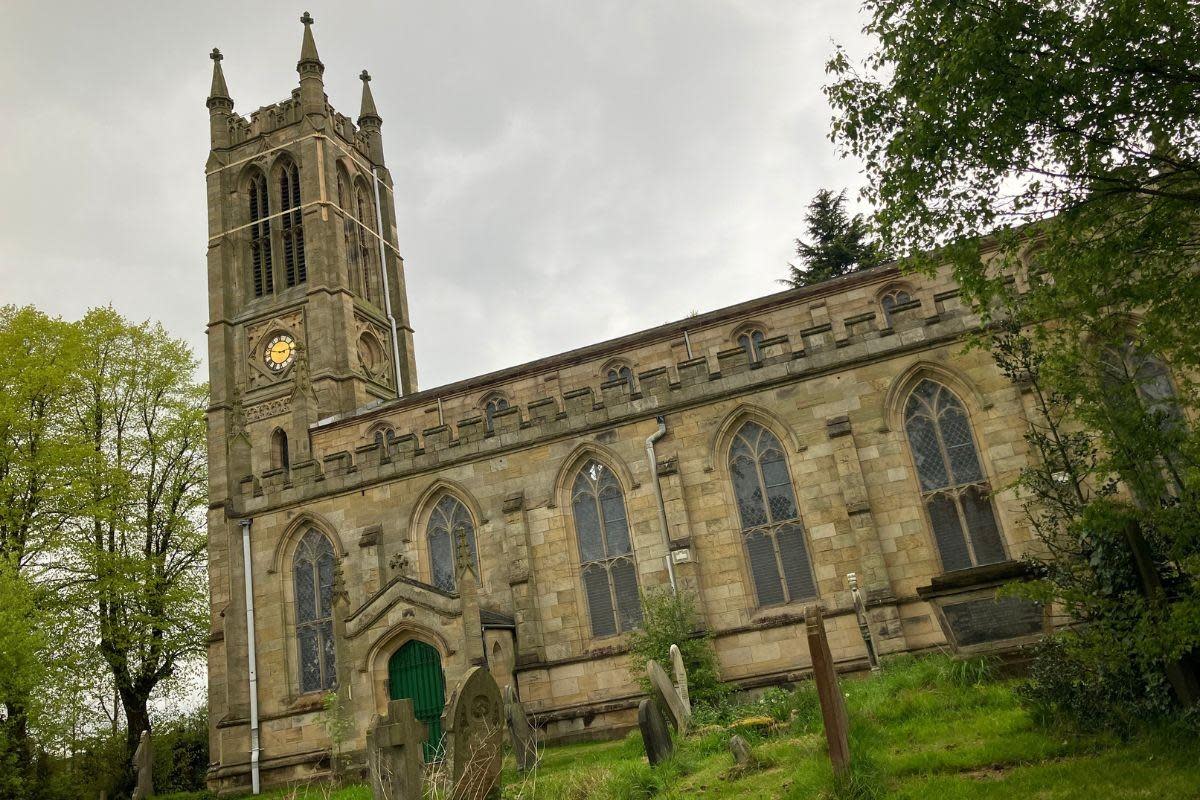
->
(221, 92), (370, 157)
(236, 280), (984, 511)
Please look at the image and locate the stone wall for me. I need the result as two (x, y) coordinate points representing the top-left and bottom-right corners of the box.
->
(207, 260), (1038, 790)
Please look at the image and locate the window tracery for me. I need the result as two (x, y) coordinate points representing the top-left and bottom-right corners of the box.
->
(426, 495), (478, 593)
(903, 379), (1006, 571)
(572, 460), (642, 636)
(293, 529), (336, 693)
(728, 421), (816, 606)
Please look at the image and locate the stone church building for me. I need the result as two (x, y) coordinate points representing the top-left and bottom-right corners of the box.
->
(205, 16), (1046, 793)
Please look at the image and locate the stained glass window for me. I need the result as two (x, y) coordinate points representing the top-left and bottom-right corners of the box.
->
(294, 529), (336, 693)
(427, 495), (478, 593)
(903, 380), (1005, 571)
(572, 460), (642, 636)
(728, 421), (815, 606)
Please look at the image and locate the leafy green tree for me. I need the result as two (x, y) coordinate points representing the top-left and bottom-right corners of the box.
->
(783, 189), (887, 288)
(826, 0), (1200, 712)
(64, 308), (208, 792)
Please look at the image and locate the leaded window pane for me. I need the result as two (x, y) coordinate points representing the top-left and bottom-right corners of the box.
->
(776, 523), (817, 601)
(600, 497), (631, 556)
(582, 563), (617, 638)
(429, 528), (455, 592)
(962, 486), (1006, 564)
(611, 558), (643, 631)
(572, 493), (604, 563)
(318, 551), (334, 618)
(299, 627), (320, 693)
(905, 411), (948, 491)
(926, 493), (971, 571)
(427, 496), (478, 593)
(731, 456), (768, 528)
(320, 620), (337, 689)
(294, 560), (316, 623)
(939, 402), (983, 484)
(745, 530), (785, 607)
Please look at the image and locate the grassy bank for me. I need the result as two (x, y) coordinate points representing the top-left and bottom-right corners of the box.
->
(254, 654), (1200, 799)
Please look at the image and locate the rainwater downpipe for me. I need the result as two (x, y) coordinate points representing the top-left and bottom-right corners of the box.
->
(645, 416), (677, 594)
(683, 330), (694, 359)
(240, 518), (261, 795)
(370, 165), (405, 398)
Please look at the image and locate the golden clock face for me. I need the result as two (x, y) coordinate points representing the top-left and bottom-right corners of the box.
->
(264, 334), (296, 372)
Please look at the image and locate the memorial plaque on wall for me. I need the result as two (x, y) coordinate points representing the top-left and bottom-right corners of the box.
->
(941, 596), (1043, 647)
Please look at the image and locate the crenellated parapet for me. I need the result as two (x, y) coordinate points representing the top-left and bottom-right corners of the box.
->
(235, 276), (989, 512)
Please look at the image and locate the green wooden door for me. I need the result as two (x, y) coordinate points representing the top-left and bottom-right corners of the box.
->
(388, 640), (446, 761)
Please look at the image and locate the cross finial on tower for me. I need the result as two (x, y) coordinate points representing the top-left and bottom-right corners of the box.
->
(360, 69), (371, 82)
(301, 11), (314, 25)
(210, 48), (223, 62)
(358, 68), (382, 127)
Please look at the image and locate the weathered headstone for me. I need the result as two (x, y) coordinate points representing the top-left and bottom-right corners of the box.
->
(847, 573), (880, 671)
(637, 698), (673, 766)
(366, 697), (426, 800)
(444, 666), (504, 800)
(728, 734), (754, 768)
(503, 684), (537, 773)
(669, 644), (691, 712)
(647, 659), (691, 734)
(806, 605), (850, 777)
(130, 730), (153, 800)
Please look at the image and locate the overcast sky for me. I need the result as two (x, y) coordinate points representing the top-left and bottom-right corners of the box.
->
(0, 1), (872, 389)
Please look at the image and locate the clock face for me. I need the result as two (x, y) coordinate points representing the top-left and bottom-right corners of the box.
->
(264, 334), (296, 372)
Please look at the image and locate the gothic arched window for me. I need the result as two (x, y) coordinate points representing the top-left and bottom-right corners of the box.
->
(880, 287), (913, 327)
(373, 427), (397, 457)
(572, 460), (642, 637)
(736, 329), (766, 363)
(484, 396), (509, 433)
(248, 171), (273, 297)
(605, 364), (635, 390)
(279, 161), (307, 287)
(293, 529), (336, 693)
(355, 186), (380, 305)
(729, 422), (816, 606)
(426, 495), (478, 593)
(904, 380), (1006, 571)
(1099, 337), (1179, 424)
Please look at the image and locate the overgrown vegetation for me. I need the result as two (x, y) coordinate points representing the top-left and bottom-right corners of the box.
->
(826, 0), (1200, 727)
(263, 654), (1200, 800)
(625, 589), (730, 709)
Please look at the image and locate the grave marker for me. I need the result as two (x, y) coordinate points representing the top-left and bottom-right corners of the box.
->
(444, 666), (504, 800)
(130, 730), (153, 800)
(647, 659), (691, 734)
(806, 605), (850, 777)
(669, 644), (691, 712)
(637, 698), (673, 766)
(366, 698), (426, 800)
(504, 685), (537, 773)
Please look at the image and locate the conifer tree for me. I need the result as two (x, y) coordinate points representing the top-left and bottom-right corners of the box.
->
(783, 189), (887, 288)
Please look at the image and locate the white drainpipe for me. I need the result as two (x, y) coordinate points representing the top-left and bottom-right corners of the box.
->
(241, 518), (261, 794)
(645, 416), (677, 594)
(370, 165), (404, 398)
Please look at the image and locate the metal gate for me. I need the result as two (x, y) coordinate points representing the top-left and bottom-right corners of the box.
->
(388, 640), (446, 761)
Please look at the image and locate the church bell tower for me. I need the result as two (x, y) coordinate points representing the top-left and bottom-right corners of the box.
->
(204, 12), (418, 499)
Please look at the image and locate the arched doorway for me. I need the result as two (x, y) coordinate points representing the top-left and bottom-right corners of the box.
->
(388, 640), (446, 761)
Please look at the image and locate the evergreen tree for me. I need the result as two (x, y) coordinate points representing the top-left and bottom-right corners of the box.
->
(783, 189), (887, 288)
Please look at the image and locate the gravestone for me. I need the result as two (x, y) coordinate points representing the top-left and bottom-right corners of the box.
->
(366, 697), (426, 800)
(728, 734), (754, 768)
(806, 605), (850, 777)
(444, 666), (504, 800)
(647, 659), (691, 734)
(669, 644), (691, 712)
(637, 698), (673, 766)
(847, 573), (880, 671)
(130, 730), (153, 800)
(503, 685), (537, 773)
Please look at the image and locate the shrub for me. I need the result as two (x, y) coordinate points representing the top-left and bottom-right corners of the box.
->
(1019, 631), (1174, 734)
(626, 589), (730, 710)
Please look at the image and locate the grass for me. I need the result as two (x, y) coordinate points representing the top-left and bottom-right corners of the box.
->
(247, 654), (1200, 799)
